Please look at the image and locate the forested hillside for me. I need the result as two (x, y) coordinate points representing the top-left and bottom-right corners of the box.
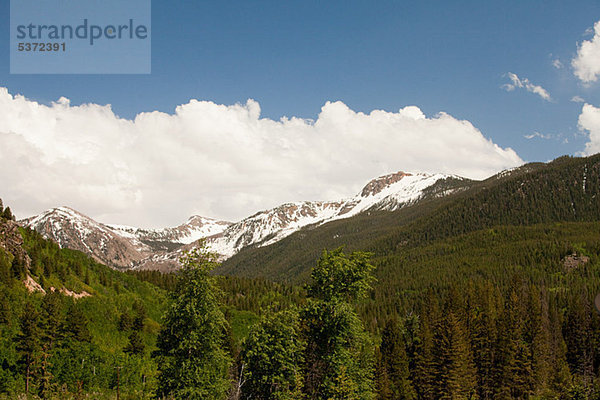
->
(220, 155), (600, 283)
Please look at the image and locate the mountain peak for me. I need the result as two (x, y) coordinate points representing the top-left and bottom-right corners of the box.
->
(360, 171), (413, 197)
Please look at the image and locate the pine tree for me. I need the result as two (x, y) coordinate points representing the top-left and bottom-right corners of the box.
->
(378, 319), (415, 400)
(414, 311), (437, 400)
(496, 289), (533, 399)
(132, 299), (147, 332)
(62, 303), (92, 343)
(470, 282), (500, 400)
(436, 311), (477, 400)
(16, 302), (42, 395)
(528, 285), (552, 395)
(1, 206), (14, 221)
(118, 312), (133, 332)
(374, 348), (392, 400)
(37, 348), (53, 399)
(40, 290), (64, 347)
(155, 243), (232, 400)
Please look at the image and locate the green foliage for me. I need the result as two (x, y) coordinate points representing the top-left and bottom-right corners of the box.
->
(155, 244), (232, 400)
(5, 155), (600, 399)
(301, 249), (376, 400)
(242, 309), (304, 399)
(301, 299), (375, 400)
(307, 247), (375, 302)
(0, 221), (166, 398)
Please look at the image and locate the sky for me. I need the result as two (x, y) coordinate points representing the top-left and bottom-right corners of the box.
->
(1, 1), (600, 228)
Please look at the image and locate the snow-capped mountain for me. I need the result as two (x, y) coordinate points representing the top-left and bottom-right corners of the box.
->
(107, 215), (232, 247)
(20, 207), (231, 269)
(206, 172), (456, 257)
(20, 171), (464, 271)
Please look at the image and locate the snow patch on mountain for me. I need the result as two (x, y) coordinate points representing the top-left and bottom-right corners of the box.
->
(205, 172), (455, 258)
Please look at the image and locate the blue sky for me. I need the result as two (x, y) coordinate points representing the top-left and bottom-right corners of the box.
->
(1, 1), (598, 159)
(1, 1), (600, 225)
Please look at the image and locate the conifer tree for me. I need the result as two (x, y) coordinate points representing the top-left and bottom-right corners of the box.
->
(16, 302), (42, 395)
(63, 304), (91, 343)
(414, 311), (437, 400)
(1, 206), (14, 221)
(374, 348), (392, 400)
(528, 286), (552, 394)
(124, 330), (145, 355)
(470, 283), (500, 399)
(378, 319), (415, 400)
(436, 311), (477, 400)
(496, 290), (533, 399)
(132, 299), (147, 332)
(40, 290), (64, 347)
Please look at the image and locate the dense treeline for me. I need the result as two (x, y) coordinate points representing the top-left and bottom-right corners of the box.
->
(375, 279), (600, 399)
(358, 221), (600, 332)
(149, 239), (600, 399)
(128, 269), (305, 315)
(3, 220), (600, 398)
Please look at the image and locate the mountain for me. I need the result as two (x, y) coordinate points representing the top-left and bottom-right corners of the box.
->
(206, 172), (465, 257)
(20, 207), (231, 270)
(20, 171), (465, 271)
(219, 154), (600, 283)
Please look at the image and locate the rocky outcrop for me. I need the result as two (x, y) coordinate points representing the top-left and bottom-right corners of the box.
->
(0, 217), (31, 269)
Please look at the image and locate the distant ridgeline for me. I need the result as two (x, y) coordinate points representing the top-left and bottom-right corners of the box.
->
(1, 153), (600, 398)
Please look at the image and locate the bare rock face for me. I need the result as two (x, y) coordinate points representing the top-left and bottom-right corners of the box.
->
(360, 171), (411, 197)
(0, 217), (31, 269)
(563, 253), (590, 271)
(20, 207), (153, 269)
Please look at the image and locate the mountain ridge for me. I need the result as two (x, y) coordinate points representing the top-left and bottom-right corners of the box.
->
(19, 170), (464, 271)
(218, 154), (600, 283)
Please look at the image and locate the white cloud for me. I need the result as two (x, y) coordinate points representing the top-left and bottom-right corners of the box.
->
(571, 95), (586, 103)
(502, 72), (552, 101)
(578, 103), (600, 155)
(524, 131), (552, 140)
(0, 88), (523, 227)
(552, 58), (563, 69)
(572, 20), (600, 83)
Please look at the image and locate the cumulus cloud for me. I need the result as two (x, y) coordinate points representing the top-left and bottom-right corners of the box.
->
(571, 95), (586, 103)
(578, 103), (600, 155)
(572, 20), (600, 83)
(0, 88), (523, 227)
(502, 73), (552, 101)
